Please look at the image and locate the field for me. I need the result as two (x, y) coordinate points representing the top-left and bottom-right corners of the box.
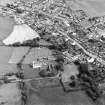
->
(0, 15), (20, 105)
(9, 47), (30, 64)
(0, 46), (18, 75)
(0, 15), (15, 45)
(0, 0), (105, 105)
(27, 85), (95, 105)
(22, 64), (40, 79)
(0, 83), (21, 105)
(67, 0), (105, 17)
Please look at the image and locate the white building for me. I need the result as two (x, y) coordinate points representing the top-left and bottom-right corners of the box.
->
(32, 61), (46, 69)
(88, 57), (95, 63)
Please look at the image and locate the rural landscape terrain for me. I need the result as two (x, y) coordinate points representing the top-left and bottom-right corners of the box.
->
(0, 0), (105, 105)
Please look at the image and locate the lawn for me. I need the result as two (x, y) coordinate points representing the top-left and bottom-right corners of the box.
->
(0, 46), (18, 75)
(9, 47), (30, 64)
(0, 83), (21, 105)
(27, 85), (95, 105)
(67, 0), (105, 17)
(0, 15), (15, 45)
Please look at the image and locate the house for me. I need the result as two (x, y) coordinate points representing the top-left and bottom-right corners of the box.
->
(32, 60), (46, 69)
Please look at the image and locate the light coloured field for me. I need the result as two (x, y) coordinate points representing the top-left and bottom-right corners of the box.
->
(0, 15), (15, 45)
(0, 46), (13, 64)
(0, 83), (21, 105)
(0, 14), (22, 105)
(3, 24), (40, 45)
(0, 1), (104, 105)
(9, 47), (30, 64)
(0, 46), (18, 75)
(67, 0), (105, 17)
(22, 64), (40, 79)
(0, 64), (18, 76)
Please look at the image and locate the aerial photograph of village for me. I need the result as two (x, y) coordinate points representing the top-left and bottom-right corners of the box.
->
(1, 0), (105, 105)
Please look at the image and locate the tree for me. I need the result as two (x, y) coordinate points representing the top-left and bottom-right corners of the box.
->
(16, 8), (24, 14)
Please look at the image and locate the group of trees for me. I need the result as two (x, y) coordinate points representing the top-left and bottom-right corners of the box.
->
(10, 38), (40, 47)
(6, 3), (24, 14)
(75, 62), (102, 101)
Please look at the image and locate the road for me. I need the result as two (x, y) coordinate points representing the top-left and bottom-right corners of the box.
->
(31, 7), (105, 66)
(57, 29), (105, 65)
(0, 2), (105, 66)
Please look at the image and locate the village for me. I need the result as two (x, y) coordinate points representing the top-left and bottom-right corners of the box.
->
(0, 0), (105, 105)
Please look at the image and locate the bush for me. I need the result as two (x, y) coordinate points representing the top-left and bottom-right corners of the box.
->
(16, 8), (24, 14)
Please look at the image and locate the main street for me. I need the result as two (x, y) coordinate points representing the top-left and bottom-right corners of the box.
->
(57, 29), (105, 66)
(31, 6), (105, 66)
(0, 3), (105, 66)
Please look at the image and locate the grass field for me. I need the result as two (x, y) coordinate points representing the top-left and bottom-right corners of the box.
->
(0, 46), (19, 75)
(9, 47), (30, 64)
(22, 64), (40, 79)
(0, 14), (21, 105)
(0, 83), (21, 105)
(0, 46), (13, 64)
(27, 86), (95, 105)
(0, 1), (104, 105)
(0, 15), (15, 45)
(67, 0), (105, 17)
